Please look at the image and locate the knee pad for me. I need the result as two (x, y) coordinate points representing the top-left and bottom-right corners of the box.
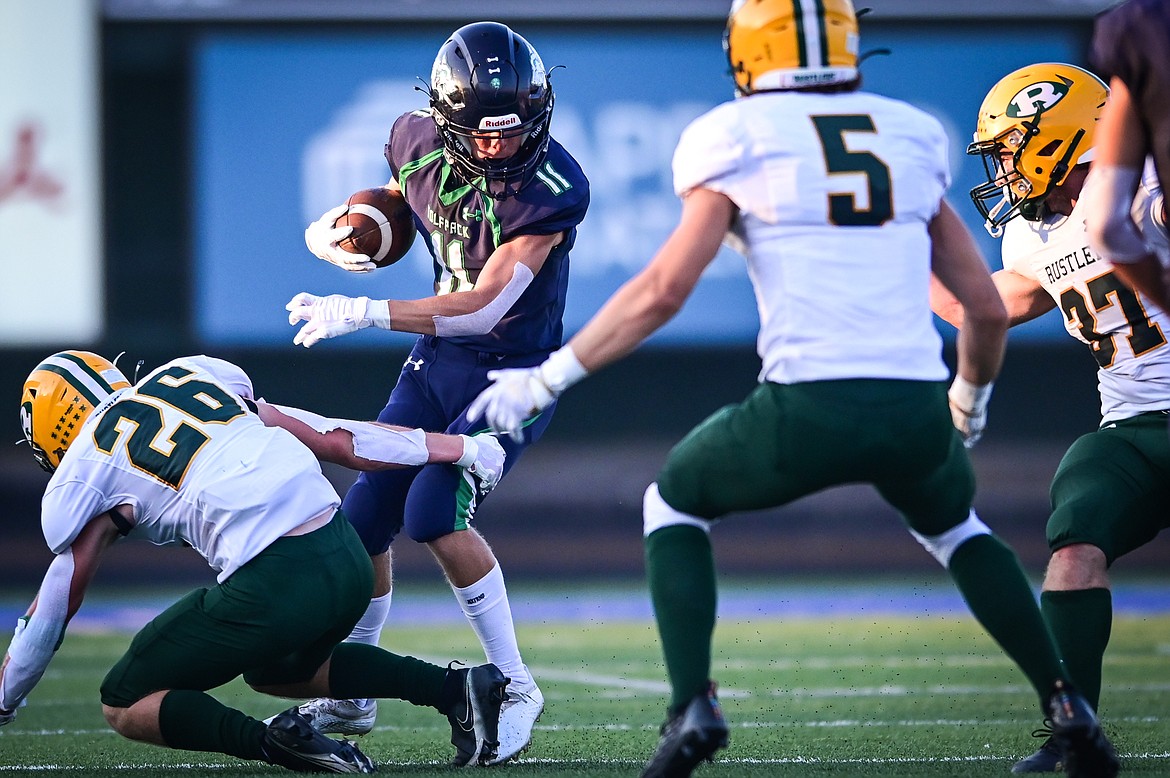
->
(643, 483), (714, 537)
(909, 509), (991, 567)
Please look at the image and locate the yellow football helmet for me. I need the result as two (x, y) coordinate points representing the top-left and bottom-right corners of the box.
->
(968, 62), (1108, 235)
(724, 0), (859, 96)
(20, 351), (129, 472)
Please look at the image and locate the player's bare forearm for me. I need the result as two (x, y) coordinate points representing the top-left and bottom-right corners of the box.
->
(956, 318), (1006, 386)
(929, 200), (1007, 384)
(569, 266), (687, 371)
(569, 188), (732, 372)
(929, 273), (965, 328)
(387, 232), (561, 335)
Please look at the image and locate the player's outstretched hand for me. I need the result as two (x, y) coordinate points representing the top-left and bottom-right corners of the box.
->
(467, 367), (556, 443)
(947, 376), (993, 448)
(305, 204), (376, 272)
(286, 292), (389, 348)
(468, 347), (588, 442)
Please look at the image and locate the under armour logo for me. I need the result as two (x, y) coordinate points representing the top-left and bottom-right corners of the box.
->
(0, 122), (64, 206)
(461, 206), (483, 222)
(404, 356), (424, 371)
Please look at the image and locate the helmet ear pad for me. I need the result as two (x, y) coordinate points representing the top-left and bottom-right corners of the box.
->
(429, 21), (554, 199)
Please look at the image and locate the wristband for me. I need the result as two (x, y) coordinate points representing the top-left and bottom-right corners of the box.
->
(357, 297), (392, 330)
(455, 435), (478, 468)
(538, 346), (588, 395)
(948, 376), (993, 411)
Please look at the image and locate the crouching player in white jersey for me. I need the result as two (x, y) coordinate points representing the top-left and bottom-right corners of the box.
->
(933, 62), (1167, 774)
(0, 351), (511, 772)
(466, 3), (1118, 777)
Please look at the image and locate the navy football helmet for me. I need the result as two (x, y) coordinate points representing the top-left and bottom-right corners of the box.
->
(429, 21), (554, 199)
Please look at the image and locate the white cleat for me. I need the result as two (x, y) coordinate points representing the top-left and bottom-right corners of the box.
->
(488, 673), (544, 765)
(264, 698), (378, 736)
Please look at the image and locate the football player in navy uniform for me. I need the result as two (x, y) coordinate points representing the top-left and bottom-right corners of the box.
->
(1083, 0), (1170, 310)
(285, 21), (588, 762)
(0, 351), (510, 771)
(467, 3), (1117, 777)
(935, 62), (1166, 775)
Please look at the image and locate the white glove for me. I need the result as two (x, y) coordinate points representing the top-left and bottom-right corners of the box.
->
(286, 292), (391, 348)
(456, 433), (506, 495)
(947, 376), (994, 448)
(305, 204), (376, 272)
(467, 346), (587, 443)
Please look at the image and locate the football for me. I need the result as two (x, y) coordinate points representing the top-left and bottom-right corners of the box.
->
(335, 187), (417, 268)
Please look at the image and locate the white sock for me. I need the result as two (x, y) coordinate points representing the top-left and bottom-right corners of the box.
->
(338, 591), (393, 708)
(452, 563), (532, 687)
(348, 590), (393, 647)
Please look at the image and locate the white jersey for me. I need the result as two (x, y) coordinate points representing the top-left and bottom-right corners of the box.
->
(674, 90), (951, 384)
(1001, 165), (1170, 423)
(40, 356), (341, 582)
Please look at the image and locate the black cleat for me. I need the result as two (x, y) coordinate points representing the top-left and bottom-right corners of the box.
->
(445, 662), (509, 767)
(641, 682), (730, 778)
(1046, 681), (1120, 778)
(1012, 734), (1064, 773)
(262, 710), (376, 773)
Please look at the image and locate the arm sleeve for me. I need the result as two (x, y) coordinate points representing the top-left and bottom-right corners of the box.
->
(433, 263), (535, 336)
(1084, 164), (1150, 264)
(269, 404), (431, 466)
(0, 551), (73, 710)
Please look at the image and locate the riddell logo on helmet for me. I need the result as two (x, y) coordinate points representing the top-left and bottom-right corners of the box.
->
(479, 114), (521, 130)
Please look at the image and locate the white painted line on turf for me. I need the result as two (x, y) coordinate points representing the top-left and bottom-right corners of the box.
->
(8, 753), (1170, 771)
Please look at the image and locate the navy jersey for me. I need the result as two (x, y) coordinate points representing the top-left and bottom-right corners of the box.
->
(384, 110), (590, 354)
(1090, 0), (1170, 196)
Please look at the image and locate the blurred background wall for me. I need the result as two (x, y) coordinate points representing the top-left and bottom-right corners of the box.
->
(2, 0), (1164, 587)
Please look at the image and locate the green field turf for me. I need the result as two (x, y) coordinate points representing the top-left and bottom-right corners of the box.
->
(0, 587), (1167, 777)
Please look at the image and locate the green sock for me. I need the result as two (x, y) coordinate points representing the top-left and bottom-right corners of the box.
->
(1041, 588), (1112, 711)
(947, 534), (1065, 706)
(328, 642), (448, 709)
(157, 689), (267, 761)
(644, 524), (717, 712)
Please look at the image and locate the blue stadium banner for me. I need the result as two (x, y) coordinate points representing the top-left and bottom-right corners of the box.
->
(194, 23), (1086, 347)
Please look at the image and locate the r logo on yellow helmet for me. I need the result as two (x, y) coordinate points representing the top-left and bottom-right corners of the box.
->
(1005, 77), (1072, 119)
(20, 350), (130, 473)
